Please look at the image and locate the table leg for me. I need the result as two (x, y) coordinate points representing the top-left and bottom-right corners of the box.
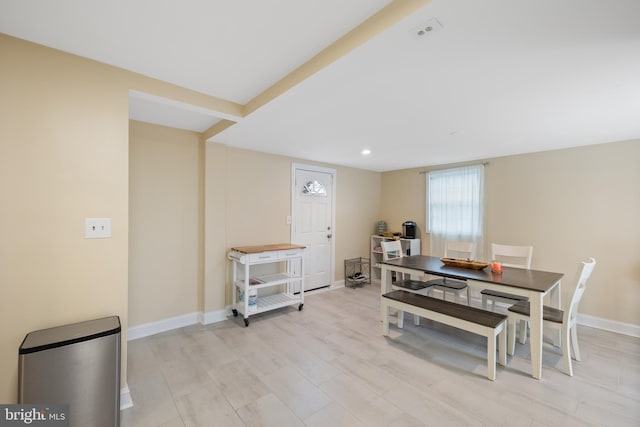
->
(380, 266), (392, 321)
(530, 293), (544, 379)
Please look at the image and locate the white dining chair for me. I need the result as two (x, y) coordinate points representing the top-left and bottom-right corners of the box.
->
(481, 244), (533, 311)
(426, 241), (473, 304)
(381, 240), (433, 326)
(507, 258), (596, 376)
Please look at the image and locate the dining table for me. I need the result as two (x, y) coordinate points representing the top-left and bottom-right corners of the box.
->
(379, 255), (564, 380)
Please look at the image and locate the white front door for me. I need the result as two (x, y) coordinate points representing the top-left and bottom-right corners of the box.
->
(292, 166), (334, 291)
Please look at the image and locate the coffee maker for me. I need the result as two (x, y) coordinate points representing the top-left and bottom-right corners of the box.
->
(402, 221), (417, 239)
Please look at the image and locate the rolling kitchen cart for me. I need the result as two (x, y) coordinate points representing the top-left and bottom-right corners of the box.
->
(228, 244), (306, 327)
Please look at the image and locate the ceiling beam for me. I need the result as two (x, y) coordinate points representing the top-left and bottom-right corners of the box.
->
(245, 0), (431, 116)
(205, 0), (431, 140)
(126, 71), (244, 120)
(203, 119), (238, 141)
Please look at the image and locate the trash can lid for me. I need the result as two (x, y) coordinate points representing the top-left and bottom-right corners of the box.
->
(19, 316), (121, 354)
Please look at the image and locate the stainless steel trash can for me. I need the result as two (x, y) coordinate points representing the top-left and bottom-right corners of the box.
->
(18, 316), (121, 427)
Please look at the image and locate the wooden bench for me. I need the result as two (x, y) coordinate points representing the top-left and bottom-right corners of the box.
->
(391, 279), (434, 325)
(381, 290), (507, 381)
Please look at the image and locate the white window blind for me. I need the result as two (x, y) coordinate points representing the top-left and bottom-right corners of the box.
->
(426, 164), (484, 259)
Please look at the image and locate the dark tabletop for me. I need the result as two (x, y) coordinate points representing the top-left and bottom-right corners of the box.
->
(381, 255), (563, 293)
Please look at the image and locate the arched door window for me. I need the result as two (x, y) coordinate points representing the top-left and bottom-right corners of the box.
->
(302, 180), (327, 196)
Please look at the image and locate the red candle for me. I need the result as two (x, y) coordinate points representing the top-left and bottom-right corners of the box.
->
(491, 260), (503, 273)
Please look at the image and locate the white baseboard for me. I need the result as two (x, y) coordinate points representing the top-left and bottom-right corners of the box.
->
(577, 313), (640, 338)
(200, 308), (229, 325)
(489, 298), (640, 337)
(128, 309), (231, 340)
(475, 295), (640, 338)
(126, 293), (640, 341)
(120, 385), (133, 410)
(127, 312), (201, 341)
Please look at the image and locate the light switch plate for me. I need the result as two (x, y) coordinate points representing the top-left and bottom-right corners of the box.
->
(85, 218), (112, 238)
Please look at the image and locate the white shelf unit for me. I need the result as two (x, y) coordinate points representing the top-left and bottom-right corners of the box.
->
(228, 245), (305, 327)
(370, 235), (421, 281)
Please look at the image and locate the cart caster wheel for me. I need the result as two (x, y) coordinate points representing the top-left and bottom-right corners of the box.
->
(244, 318), (249, 327)
(232, 309), (238, 317)
(298, 303), (304, 311)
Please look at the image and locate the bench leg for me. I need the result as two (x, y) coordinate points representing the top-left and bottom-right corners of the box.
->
(498, 325), (507, 366)
(518, 320), (527, 344)
(413, 314), (420, 326)
(382, 300), (389, 336)
(482, 294), (488, 310)
(397, 310), (404, 329)
(487, 334), (496, 381)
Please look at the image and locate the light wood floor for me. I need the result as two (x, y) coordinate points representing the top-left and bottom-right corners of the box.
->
(122, 284), (640, 427)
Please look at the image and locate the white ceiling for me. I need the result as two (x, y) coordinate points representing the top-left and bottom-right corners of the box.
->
(2, 0), (639, 171)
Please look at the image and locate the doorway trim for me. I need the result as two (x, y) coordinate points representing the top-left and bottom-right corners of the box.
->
(291, 163), (337, 289)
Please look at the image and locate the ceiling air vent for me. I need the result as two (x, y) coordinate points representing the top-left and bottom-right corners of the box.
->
(410, 18), (443, 39)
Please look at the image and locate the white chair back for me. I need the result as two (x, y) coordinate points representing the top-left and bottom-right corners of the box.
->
(381, 240), (404, 261)
(565, 258), (596, 326)
(445, 241), (473, 259)
(491, 244), (533, 268)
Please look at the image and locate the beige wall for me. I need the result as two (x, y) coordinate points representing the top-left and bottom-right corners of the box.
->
(380, 168), (430, 255)
(380, 140), (640, 325)
(215, 147), (381, 305)
(335, 166), (382, 273)
(484, 140), (640, 325)
(225, 148), (294, 248)
(129, 121), (202, 326)
(204, 142), (227, 314)
(0, 33), (245, 403)
(135, 137), (383, 316)
(0, 35), (129, 402)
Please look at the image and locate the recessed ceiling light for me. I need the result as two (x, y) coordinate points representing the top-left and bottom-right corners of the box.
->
(361, 149), (371, 155)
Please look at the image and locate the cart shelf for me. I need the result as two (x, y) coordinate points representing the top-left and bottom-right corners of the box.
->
(228, 244), (306, 327)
